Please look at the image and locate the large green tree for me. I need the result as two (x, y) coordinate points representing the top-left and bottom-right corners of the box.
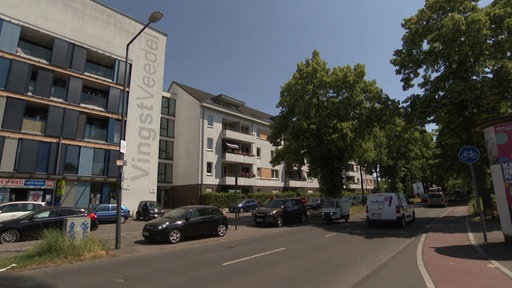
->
(269, 51), (392, 198)
(391, 0), (512, 211)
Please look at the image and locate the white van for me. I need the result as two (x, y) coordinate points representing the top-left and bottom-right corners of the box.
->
(366, 193), (415, 228)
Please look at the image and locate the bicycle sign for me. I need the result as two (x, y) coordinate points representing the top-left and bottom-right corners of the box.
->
(458, 146), (480, 164)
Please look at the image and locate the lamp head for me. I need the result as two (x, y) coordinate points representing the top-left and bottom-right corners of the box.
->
(148, 11), (163, 23)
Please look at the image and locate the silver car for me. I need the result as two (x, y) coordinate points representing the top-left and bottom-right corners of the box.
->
(0, 201), (46, 222)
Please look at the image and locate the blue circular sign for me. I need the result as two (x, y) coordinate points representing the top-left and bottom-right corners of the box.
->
(458, 146), (480, 164)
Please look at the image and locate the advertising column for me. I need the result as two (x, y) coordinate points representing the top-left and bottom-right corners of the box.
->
(482, 121), (512, 242)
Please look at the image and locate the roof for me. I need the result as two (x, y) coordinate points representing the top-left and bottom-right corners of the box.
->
(172, 82), (274, 124)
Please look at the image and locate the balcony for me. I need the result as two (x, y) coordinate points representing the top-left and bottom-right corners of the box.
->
(81, 92), (107, 110)
(85, 61), (114, 81)
(22, 118), (45, 134)
(221, 175), (256, 186)
(223, 151), (256, 164)
(223, 129), (254, 143)
(17, 40), (52, 62)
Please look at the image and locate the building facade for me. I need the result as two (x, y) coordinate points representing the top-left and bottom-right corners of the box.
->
(0, 0), (166, 213)
(165, 82), (320, 207)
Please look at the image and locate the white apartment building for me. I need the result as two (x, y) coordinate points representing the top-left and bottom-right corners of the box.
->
(166, 82), (320, 206)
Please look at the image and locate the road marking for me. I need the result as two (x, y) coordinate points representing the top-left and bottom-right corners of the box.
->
(466, 219), (512, 279)
(222, 248), (286, 266)
(417, 234), (436, 288)
(325, 233), (337, 238)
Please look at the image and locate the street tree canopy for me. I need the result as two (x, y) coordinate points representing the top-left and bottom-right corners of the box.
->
(269, 51), (393, 198)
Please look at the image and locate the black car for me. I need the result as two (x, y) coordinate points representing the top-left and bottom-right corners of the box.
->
(252, 198), (307, 227)
(136, 200), (165, 221)
(0, 207), (99, 244)
(228, 199), (260, 213)
(142, 205), (228, 244)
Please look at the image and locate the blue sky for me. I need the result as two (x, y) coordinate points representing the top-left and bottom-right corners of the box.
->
(97, 0), (427, 115)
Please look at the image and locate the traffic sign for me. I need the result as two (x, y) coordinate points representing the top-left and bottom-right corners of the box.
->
(458, 146), (480, 164)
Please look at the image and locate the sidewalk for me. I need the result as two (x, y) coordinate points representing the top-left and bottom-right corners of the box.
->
(422, 205), (512, 288)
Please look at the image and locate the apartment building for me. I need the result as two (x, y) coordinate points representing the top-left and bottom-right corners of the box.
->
(345, 162), (374, 193)
(0, 0), (166, 213)
(166, 82), (319, 207)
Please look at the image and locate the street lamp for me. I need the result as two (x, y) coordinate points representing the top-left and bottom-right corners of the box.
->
(116, 11), (163, 250)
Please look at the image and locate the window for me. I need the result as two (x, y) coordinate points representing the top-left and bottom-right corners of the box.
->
(159, 140), (174, 160)
(22, 105), (47, 134)
(85, 116), (108, 142)
(272, 169), (279, 179)
(207, 114), (214, 127)
(64, 145), (80, 174)
(51, 76), (67, 100)
(206, 162), (213, 175)
(161, 97), (176, 116)
(271, 150), (275, 158)
(158, 163), (173, 183)
(36, 142), (50, 173)
(207, 137), (213, 151)
(81, 85), (107, 110)
(92, 149), (105, 176)
(160, 118), (175, 138)
(0, 58), (11, 89)
(256, 147), (261, 158)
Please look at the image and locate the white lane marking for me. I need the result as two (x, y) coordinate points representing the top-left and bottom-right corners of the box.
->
(325, 233), (337, 238)
(222, 248), (286, 266)
(466, 219), (512, 279)
(417, 234), (436, 288)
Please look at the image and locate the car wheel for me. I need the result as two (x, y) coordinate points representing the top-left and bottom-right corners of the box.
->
(121, 216), (127, 224)
(216, 224), (227, 237)
(399, 216), (406, 228)
(276, 216), (283, 227)
(0, 229), (20, 244)
(144, 215), (149, 221)
(135, 212), (140, 220)
(168, 229), (182, 244)
(412, 212), (416, 223)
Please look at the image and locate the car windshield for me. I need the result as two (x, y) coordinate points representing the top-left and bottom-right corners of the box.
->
(323, 200), (338, 208)
(163, 207), (188, 219)
(263, 199), (284, 208)
(147, 202), (162, 209)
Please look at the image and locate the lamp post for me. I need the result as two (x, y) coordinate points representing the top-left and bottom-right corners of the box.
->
(116, 11), (163, 250)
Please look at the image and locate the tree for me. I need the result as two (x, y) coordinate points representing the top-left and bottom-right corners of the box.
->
(269, 51), (391, 198)
(391, 0), (512, 211)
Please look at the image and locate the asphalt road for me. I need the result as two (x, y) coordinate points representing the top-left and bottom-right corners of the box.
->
(3, 206), (449, 288)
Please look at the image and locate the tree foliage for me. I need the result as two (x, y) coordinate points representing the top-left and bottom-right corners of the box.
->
(269, 51), (393, 198)
(391, 0), (512, 210)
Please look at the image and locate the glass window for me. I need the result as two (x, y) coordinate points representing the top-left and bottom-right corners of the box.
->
(18, 39), (52, 62)
(272, 169), (279, 179)
(158, 162), (173, 183)
(161, 97), (176, 116)
(36, 142), (50, 173)
(81, 85), (107, 110)
(206, 162), (213, 175)
(22, 105), (47, 134)
(256, 147), (261, 158)
(207, 137), (213, 151)
(159, 140), (173, 160)
(207, 114), (213, 127)
(85, 116), (107, 142)
(160, 118), (174, 138)
(92, 149), (105, 176)
(0, 57), (11, 89)
(51, 76), (67, 100)
(64, 145), (80, 174)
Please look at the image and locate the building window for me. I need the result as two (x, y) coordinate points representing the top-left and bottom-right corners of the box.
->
(207, 137), (213, 151)
(160, 118), (175, 138)
(206, 162), (213, 175)
(92, 149), (105, 176)
(85, 116), (108, 142)
(51, 76), (68, 100)
(63, 145), (80, 174)
(256, 147), (261, 158)
(207, 114), (213, 127)
(0, 58), (10, 89)
(22, 105), (47, 134)
(159, 140), (173, 160)
(272, 169), (279, 179)
(36, 142), (50, 173)
(158, 163), (173, 183)
(270, 150), (275, 159)
(81, 85), (107, 110)
(161, 97), (176, 116)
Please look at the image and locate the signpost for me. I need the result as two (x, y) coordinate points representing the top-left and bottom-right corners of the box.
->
(458, 146), (487, 242)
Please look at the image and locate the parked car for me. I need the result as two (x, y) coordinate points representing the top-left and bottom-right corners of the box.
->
(252, 198), (307, 227)
(142, 205), (228, 244)
(228, 199), (260, 213)
(427, 192), (448, 208)
(136, 200), (165, 221)
(322, 198), (350, 223)
(0, 201), (46, 222)
(306, 197), (324, 210)
(89, 203), (130, 223)
(0, 207), (99, 244)
(366, 192), (415, 228)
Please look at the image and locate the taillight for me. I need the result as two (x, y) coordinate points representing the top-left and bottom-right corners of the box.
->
(87, 212), (97, 221)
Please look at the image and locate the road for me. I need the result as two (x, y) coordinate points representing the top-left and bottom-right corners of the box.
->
(5, 205), (449, 288)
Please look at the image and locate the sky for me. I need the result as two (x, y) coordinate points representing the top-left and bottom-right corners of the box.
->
(97, 0), (428, 116)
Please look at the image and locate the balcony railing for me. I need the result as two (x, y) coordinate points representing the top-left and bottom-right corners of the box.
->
(17, 41), (51, 62)
(81, 92), (107, 110)
(85, 61), (114, 81)
(222, 129), (254, 143)
(22, 118), (45, 134)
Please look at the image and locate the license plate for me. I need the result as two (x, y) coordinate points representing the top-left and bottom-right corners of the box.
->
(142, 231), (149, 236)
(372, 213), (382, 218)
(256, 218), (263, 222)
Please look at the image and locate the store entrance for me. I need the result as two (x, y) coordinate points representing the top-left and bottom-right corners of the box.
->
(10, 189), (29, 201)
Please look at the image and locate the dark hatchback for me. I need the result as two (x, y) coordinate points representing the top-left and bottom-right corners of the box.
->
(142, 205), (228, 244)
(228, 199), (260, 213)
(136, 200), (165, 221)
(253, 198), (307, 227)
(0, 207), (99, 244)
